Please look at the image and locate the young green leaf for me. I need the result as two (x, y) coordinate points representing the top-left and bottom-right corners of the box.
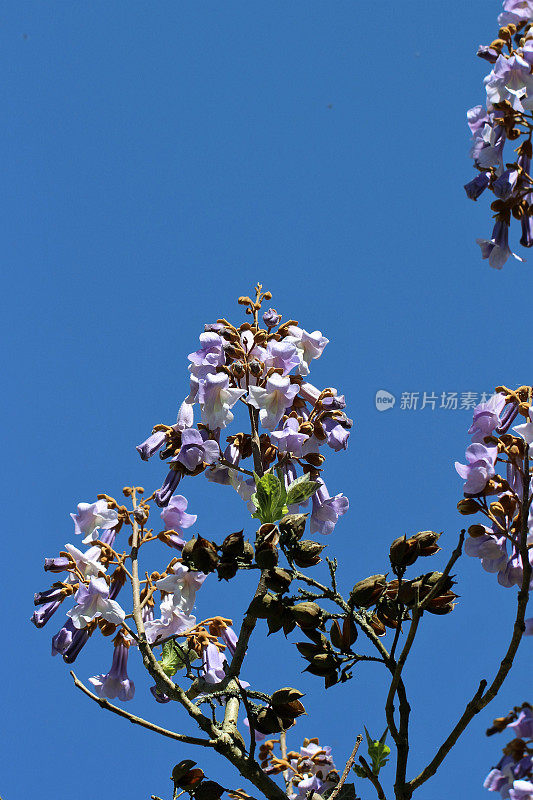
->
(286, 474), (320, 506)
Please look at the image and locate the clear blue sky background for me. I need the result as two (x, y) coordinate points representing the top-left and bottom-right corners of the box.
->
(2, 1), (532, 798)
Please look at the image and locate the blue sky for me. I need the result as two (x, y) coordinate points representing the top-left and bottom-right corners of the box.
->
(3, 1), (532, 798)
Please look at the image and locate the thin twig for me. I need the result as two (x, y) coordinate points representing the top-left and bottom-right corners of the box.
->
(70, 671), (214, 747)
(328, 734), (363, 800)
(358, 756), (386, 800)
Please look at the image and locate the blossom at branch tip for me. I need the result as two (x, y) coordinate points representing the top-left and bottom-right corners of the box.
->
(174, 428), (220, 472)
(200, 373), (246, 430)
(477, 219), (525, 269)
(160, 494), (197, 535)
(70, 500), (119, 545)
(263, 308), (281, 328)
(310, 479), (349, 536)
(455, 442), (498, 494)
(285, 326), (329, 376)
(271, 417), (309, 456)
(155, 562), (206, 615)
(67, 576), (125, 629)
(248, 374), (299, 431)
(263, 340), (301, 376)
(468, 393), (507, 441)
(89, 637), (135, 701)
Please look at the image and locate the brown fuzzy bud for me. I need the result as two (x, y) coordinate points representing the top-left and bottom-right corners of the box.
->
(279, 514), (307, 543)
(468, 524), (487, 538)
(264, 567), (293, 593)
(181, 536), (219, 573)
(291, 601), (323, 628)
(292, 540), (325, 568)
(350, 575), (387, 608)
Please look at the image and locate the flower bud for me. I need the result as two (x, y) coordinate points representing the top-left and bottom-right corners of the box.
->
(457, 498), (480, 514)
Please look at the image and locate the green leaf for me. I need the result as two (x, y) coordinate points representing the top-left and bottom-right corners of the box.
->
(157, 639), (196, 677)
(286, 474), (320, 506)
(363, 726), (390, 776)
(251, 471), (288, 523)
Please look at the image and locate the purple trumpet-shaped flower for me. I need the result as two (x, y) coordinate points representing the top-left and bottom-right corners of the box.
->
(467, 105), (489, 134)
(271, 417), (309, 456)
(522, 36), (533, 65)
(206, 440), (241, 485)
(136, 429), (167, 461)
(310, 480), (349, 536)
(174, 428), (220, 472)
(155, 563), (206, 614)
(468, 393), (506, 441)
(155, 467), (182, 508)
(263, 308), (281, 328)
(485, 55), (533, 112)
(263, 340), (301, 375)
(199, 373), (246, 430)
(44, 556), (71, 573)
(31, 600), (62, 628)
(150, 685), (171, 703)
(64, 543), (106, 578)
(502, 0), (533, 21)
(188, 332), (225, 370)
(220, 626), (238, 657)
(471, 124), (505, 169)
(493, 168), (519, 200)
(484, 755), (515, 794)
(464, 531), (508, 573)
(464, 172), (490, 200)
(51, 618), (91, 663)
(477, 219), (525, 269)
(455, 442), (498, 494)
(144, 594), (197, 645)
(89, 636), (135, 701)
(67, 576), (125, 629)
(248, 374), (299, 431)
(322, 415), (351, 451)
(508, 708), (533, 739)
(286, 326), (329, 376)
(160, 494), (197, 537)
(201, 642), (227, 684)
(299, 382), (346, 410)
(70, 500), (119, 544)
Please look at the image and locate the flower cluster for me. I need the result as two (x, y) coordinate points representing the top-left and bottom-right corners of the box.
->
(455, 386), (533, 595)
(259, 736), (338, 800)
(137, 285), (350, 538)
(465, 0), (533, 267)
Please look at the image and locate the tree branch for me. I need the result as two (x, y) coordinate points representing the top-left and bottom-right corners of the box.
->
(70, 670), (215, 747)
(328, 734), (363, 800)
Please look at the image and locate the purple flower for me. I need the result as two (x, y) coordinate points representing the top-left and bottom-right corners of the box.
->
(31, 600), (62, 628)
(468, 393), (506, 441)
(188, 332), (225, 369)
(310, 480), (349, 536)
(508, 708), (533, 739)
(464, 172), (490, 200)
(201, 642), (227, 684)
(160, 494), (197, 536)
(200, 373), (246, 430)
(263, 308), (281, 328)
(248, 374), (299, 431)
(51, 618), (90, 662)
(155, 467), (182, 508)
(286, 326), (329, 376)
(263, 340), (301, 375)
(144, 594), (196, 645)
(67, 576), (125, 629)
(174, 428), (220, 472)
(471, 124), (505, 169)
(70, 500), (119, 544)
(467, 105), (489, 134)
(322, 415), (351, 451)
(477, 219), (525, 270)
(271, 417), (309, 456)
(493, 168), (519, 200)
(136, 429), (167, 461)
(206, 440), (241, 485)
(89, 637), (135, 701)
(455, 443), (498, 494)
(150, 685), (171, 703)
(510, 781), (533, 800)
(522, 36), (533, 65)
(155, 563), (206, 615)
(485, 55), (533, 112)
(502, 0), (533, 21)
(299, 382), (345, 409)
(465, 531), (508, 573)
